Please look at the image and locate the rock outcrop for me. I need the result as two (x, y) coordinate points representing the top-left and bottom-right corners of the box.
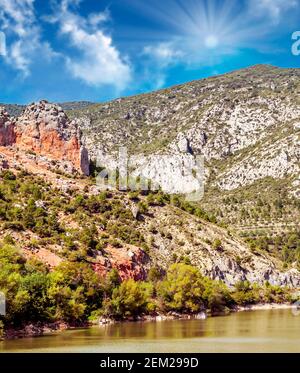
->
(1, 67), (300, 287)
(0, 107), (15, 146)
(0, 101), (89, 175)
(69, 65), (299, 282)
(93, 246), (148, 281)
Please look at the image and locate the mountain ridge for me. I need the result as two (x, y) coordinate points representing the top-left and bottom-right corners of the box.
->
(0, 64), (299, 277)
(67, 64), (300, 268)
(0, 101), (95, 117)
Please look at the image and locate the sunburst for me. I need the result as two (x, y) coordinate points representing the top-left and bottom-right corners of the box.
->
(119, 0), (298, 57)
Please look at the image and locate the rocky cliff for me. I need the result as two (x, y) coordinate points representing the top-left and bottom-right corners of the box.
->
(1, 164), (299, 287)
(70, 65), (300, 196)
(0, 101), (89, 175)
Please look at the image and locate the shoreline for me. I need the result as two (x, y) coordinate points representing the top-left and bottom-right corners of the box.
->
(235, 303), (295, 312)
(1, 302), (296, 341)
(3, 321), (90, 341)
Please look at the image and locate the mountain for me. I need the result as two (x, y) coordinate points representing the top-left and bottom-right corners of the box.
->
(70, 65), (299, 191)
(0, 64), (299, 285)
(0, 101), (94, 117)
(68, 64), (300, 268)
(0, 104), (24, 117)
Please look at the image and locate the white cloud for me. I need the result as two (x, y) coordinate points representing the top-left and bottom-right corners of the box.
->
(50, 0), (131, 91)
(88, 11), (110, 28)
(140, 43), (185, 91)
(10, 40), (28, 71)
(0, 0), (56, 75)
(249, 0), (299, 24)
(143, 42), (184, 67)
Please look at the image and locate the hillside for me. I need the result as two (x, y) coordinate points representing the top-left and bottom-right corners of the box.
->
(0, 99), (299, 286)
(0, 143), (297, 287)
(67, 64), (300, 268)
(0, 96), (299, 336)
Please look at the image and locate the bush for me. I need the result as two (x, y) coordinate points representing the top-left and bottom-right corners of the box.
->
(157, 263), (205, 313)
(147, 266), (163, 283)
(0, 244), (49, 325)
(213, 239), (223, 251)
(202, 278), (234, 313)
(103, 279), (154, 319)
(232, 281), (259, 305)
(1, 170), (16, 181)
(47, 262), (104, 322)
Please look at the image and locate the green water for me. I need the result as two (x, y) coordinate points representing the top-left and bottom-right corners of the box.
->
(1, 309), (300, 353)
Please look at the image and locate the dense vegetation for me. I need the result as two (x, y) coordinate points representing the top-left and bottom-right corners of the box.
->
(0, 244), (293, 338)
(0, 169), (151, 260)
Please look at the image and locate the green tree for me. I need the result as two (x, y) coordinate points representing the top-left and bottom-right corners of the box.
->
(104, 279), (154, 319)
(104, 269), (121, 298)
(157, 263), (205, 313)
(47, 262), (104, 322)
(201, 278), (233, 313)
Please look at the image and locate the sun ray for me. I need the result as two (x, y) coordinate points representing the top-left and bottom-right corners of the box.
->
(113, 0), (300, 68)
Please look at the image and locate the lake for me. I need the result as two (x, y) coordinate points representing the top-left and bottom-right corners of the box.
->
(1, 309), (300, 353)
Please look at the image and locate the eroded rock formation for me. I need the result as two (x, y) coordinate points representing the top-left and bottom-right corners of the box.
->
(0, 101), (89, 175)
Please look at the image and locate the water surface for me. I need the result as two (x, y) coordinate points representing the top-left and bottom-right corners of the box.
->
(1, 309), (299, 353)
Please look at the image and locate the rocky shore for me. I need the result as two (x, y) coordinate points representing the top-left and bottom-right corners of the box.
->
(3, 321), (90, 340)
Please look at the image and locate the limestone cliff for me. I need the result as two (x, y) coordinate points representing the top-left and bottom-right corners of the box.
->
(70, 65), (300, 196)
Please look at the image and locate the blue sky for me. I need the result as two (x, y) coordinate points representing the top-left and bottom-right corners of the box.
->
(0, 0), (300, 104)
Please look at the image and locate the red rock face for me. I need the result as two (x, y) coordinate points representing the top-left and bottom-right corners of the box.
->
(15, 125), (82, 169)
(0, 101), (89, 175)
(93, 245), (148, 281)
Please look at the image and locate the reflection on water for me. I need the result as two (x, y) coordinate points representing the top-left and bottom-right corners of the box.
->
(1, 309), (299, 353)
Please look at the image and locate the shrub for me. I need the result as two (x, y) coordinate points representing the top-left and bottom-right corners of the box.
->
(1, 170), (16, 181)
(157, 263), (205, 313)
(147, 266), (163, 283)
(103, 279), (154, 319)
(202, 278), (234, 313)
(213, 239), (223, 251)
(47, 262), (104, 322)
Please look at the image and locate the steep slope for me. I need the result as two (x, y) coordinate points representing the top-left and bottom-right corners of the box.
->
(0, 101), (298, 286)
(70, 65), (300, 191)
(0, 161), (299, 287)
(1, 65), (299, 281)
(68, 64), (300, 267)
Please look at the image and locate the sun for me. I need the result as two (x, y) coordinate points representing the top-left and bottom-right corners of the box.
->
(204, 34), (219, 49)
